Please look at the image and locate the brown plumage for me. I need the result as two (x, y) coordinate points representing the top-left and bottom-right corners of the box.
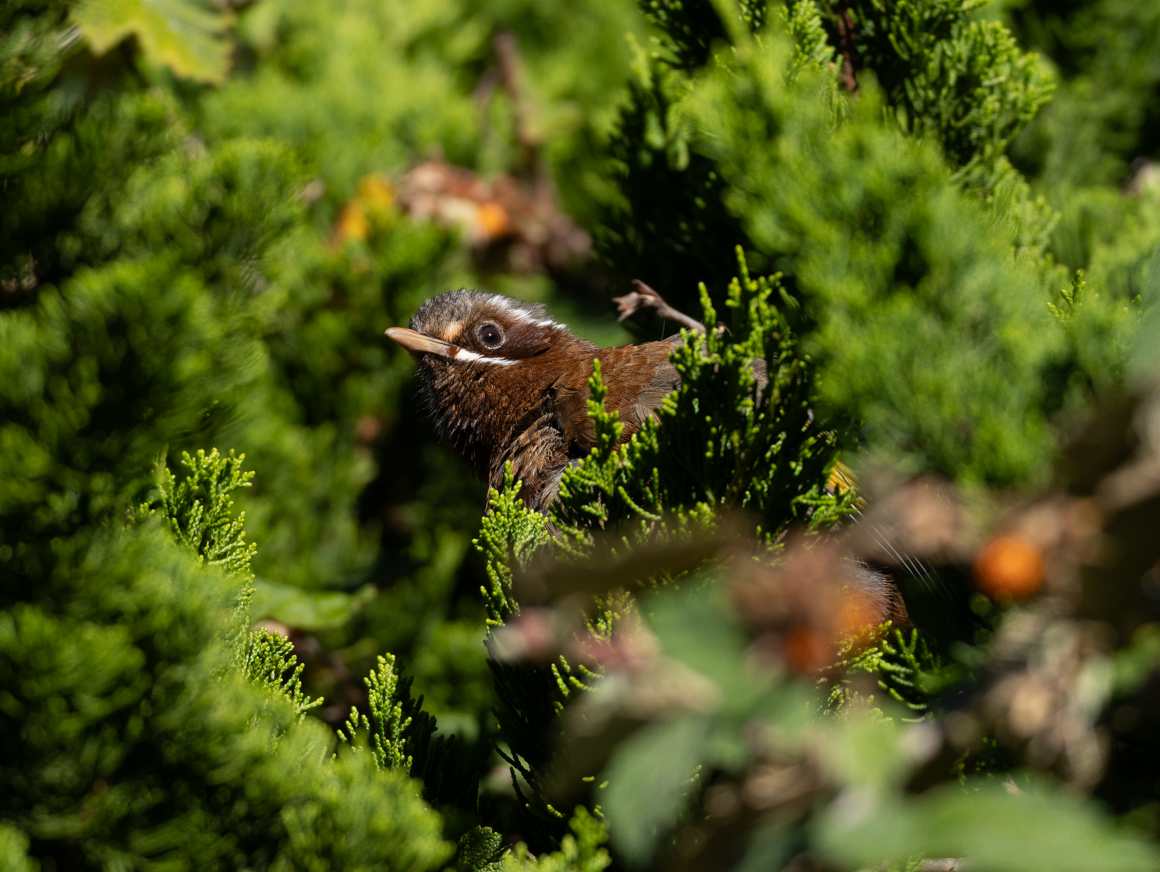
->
(387, 289), (681, 512)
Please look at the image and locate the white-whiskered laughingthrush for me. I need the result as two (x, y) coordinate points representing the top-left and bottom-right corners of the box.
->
(386, 288), (913, 629)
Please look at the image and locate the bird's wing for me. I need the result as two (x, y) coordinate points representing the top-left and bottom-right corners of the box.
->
(547, 337), (684, 455)
(599, 338), (683, 438)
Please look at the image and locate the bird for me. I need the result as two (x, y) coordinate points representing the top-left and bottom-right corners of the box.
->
(386, 287), (926, 632)
(386, 288), (689, 514)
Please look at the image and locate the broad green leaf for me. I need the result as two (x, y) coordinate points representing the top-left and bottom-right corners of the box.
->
(816, 777), (1158, 872)
(643, 584), (760, 712)
(602, 716), (711, 867)
(251, 578), (375, 631)
(72, 0), (234, 84)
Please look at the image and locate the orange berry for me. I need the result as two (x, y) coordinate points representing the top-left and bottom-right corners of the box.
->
(974, 535), (1044, 600)
(476, 201), (512, 240)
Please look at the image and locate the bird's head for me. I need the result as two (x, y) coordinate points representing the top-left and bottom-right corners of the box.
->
(386, 289), (596, 471)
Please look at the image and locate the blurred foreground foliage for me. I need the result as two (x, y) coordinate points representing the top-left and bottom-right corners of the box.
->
(4, 0), (1160, 869)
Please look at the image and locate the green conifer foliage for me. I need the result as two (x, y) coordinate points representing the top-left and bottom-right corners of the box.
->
(599, 3), (1131, 485)
(832, 0), (1054, 178)
(998, 1), (1160, 369)
(1, 1), (302, 593)
(1004, 0), (1160, 190)
(7, 0), (1160, 868)
(596, 47), (748, 321)
(2, 3), (454, 864)
(340, 652), (480, 811)
(476, 469), (550, 627)
(554, 257), (852, 541)
(150, 449), (259, 582)
(0, 238), (265, 592)
(496, 809), (611, 872)
(139, 448), (324, 718)
(693, 50), (1066, 484)
(469, 7), (1155, 867)
(0, 523), (451, 869)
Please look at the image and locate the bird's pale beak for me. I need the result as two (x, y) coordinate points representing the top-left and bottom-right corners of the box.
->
(385, 327), (458, 358)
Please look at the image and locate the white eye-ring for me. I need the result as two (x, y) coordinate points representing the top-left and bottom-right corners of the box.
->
(477, 322), (504, 348)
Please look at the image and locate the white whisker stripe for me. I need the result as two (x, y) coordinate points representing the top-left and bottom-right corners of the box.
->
(451, 348), (518, 366)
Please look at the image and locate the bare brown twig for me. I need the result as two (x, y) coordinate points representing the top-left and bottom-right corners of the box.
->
(613, 280), (707, 334)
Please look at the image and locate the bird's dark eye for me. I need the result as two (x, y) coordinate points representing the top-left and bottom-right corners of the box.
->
(477, 323), (504, 348)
